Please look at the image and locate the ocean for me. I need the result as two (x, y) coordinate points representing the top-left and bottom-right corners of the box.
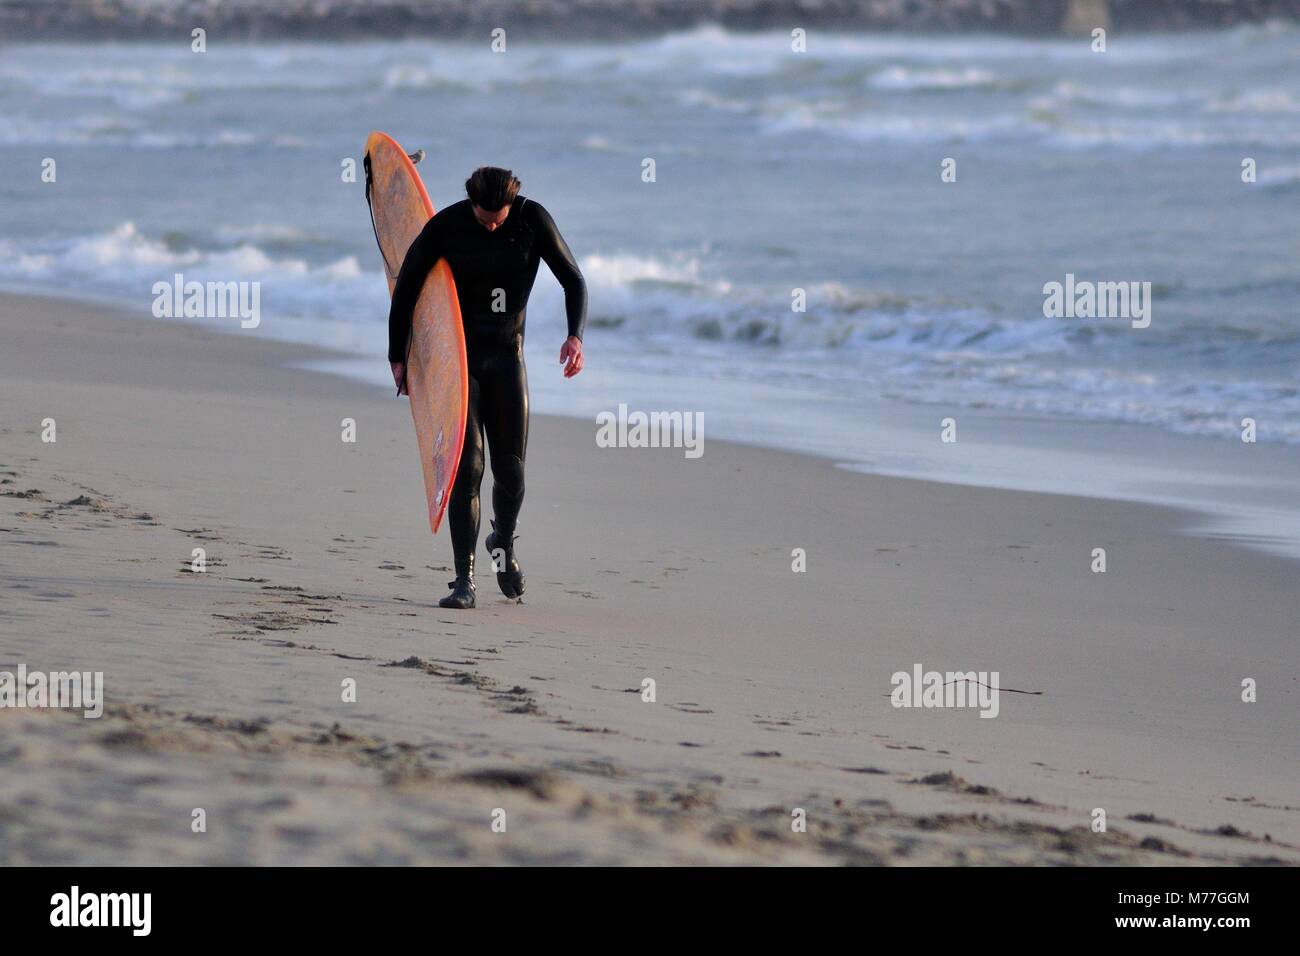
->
(1, 24), (1298, 546)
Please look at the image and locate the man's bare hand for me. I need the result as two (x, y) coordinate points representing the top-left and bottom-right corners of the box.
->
(391, 361), (408, 395)
(559, 336), (584, 378)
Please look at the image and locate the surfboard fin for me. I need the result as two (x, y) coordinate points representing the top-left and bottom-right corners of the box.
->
(407, 149), (426, 165)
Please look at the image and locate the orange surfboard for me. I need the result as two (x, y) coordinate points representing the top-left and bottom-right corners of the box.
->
(364, 131), (468, 534)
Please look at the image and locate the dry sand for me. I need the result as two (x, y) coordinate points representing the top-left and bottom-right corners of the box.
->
(0, 292), (1295, 865)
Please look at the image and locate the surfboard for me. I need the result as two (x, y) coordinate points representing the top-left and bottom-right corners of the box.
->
(364, 131), (468, 535)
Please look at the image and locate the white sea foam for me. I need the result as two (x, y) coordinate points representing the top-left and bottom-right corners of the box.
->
(1257, 163), (1300, 187)
(868, 66), (1002, 92)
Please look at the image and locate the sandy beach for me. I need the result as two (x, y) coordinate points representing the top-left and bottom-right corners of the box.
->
(0, 291), (1295, 866)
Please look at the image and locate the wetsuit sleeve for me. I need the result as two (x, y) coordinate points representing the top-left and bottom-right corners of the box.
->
(387, 218), (443, 363)
(533, 203), (587, 342)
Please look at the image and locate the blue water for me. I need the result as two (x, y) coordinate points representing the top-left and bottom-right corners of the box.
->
(0, 25), (1297, 447)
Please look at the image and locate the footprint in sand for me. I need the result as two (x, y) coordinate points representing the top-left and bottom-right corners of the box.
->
(2, 488), (47, 500)
(668, 703), (713, 715)
(179, 558), (226, 573)
(175, 527), (223, 541)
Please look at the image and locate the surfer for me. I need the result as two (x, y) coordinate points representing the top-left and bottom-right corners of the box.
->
(388, 167), (586, 609)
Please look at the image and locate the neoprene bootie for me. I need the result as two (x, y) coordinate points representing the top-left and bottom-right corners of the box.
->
(484, 520), (525, 599)
(439, 556), (476, 609)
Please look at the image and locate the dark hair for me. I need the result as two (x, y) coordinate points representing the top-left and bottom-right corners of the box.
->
(465, 166), (521, 211)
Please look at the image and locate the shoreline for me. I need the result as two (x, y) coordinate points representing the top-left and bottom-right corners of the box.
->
(12, 279), (1298, 564)
(2, 289), (1297, 865)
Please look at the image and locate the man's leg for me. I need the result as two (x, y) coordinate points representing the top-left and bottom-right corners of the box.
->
(480, 350), (529, 598)
(481, 352), (529, 537)
(441, 373), (484, 608)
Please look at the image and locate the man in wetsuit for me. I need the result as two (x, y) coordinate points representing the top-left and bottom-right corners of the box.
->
(388, 167), (586, 609)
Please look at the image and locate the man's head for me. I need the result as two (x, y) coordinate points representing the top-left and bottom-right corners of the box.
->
(466, 166), (521, 231)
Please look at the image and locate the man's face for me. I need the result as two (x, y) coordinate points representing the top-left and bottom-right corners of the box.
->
(472, 204), (511, 232)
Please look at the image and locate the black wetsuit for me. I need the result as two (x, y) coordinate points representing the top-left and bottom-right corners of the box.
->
(387, 196), (586, 568)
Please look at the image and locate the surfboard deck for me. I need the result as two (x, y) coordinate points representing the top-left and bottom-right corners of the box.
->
(364, 130), (468, 535)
